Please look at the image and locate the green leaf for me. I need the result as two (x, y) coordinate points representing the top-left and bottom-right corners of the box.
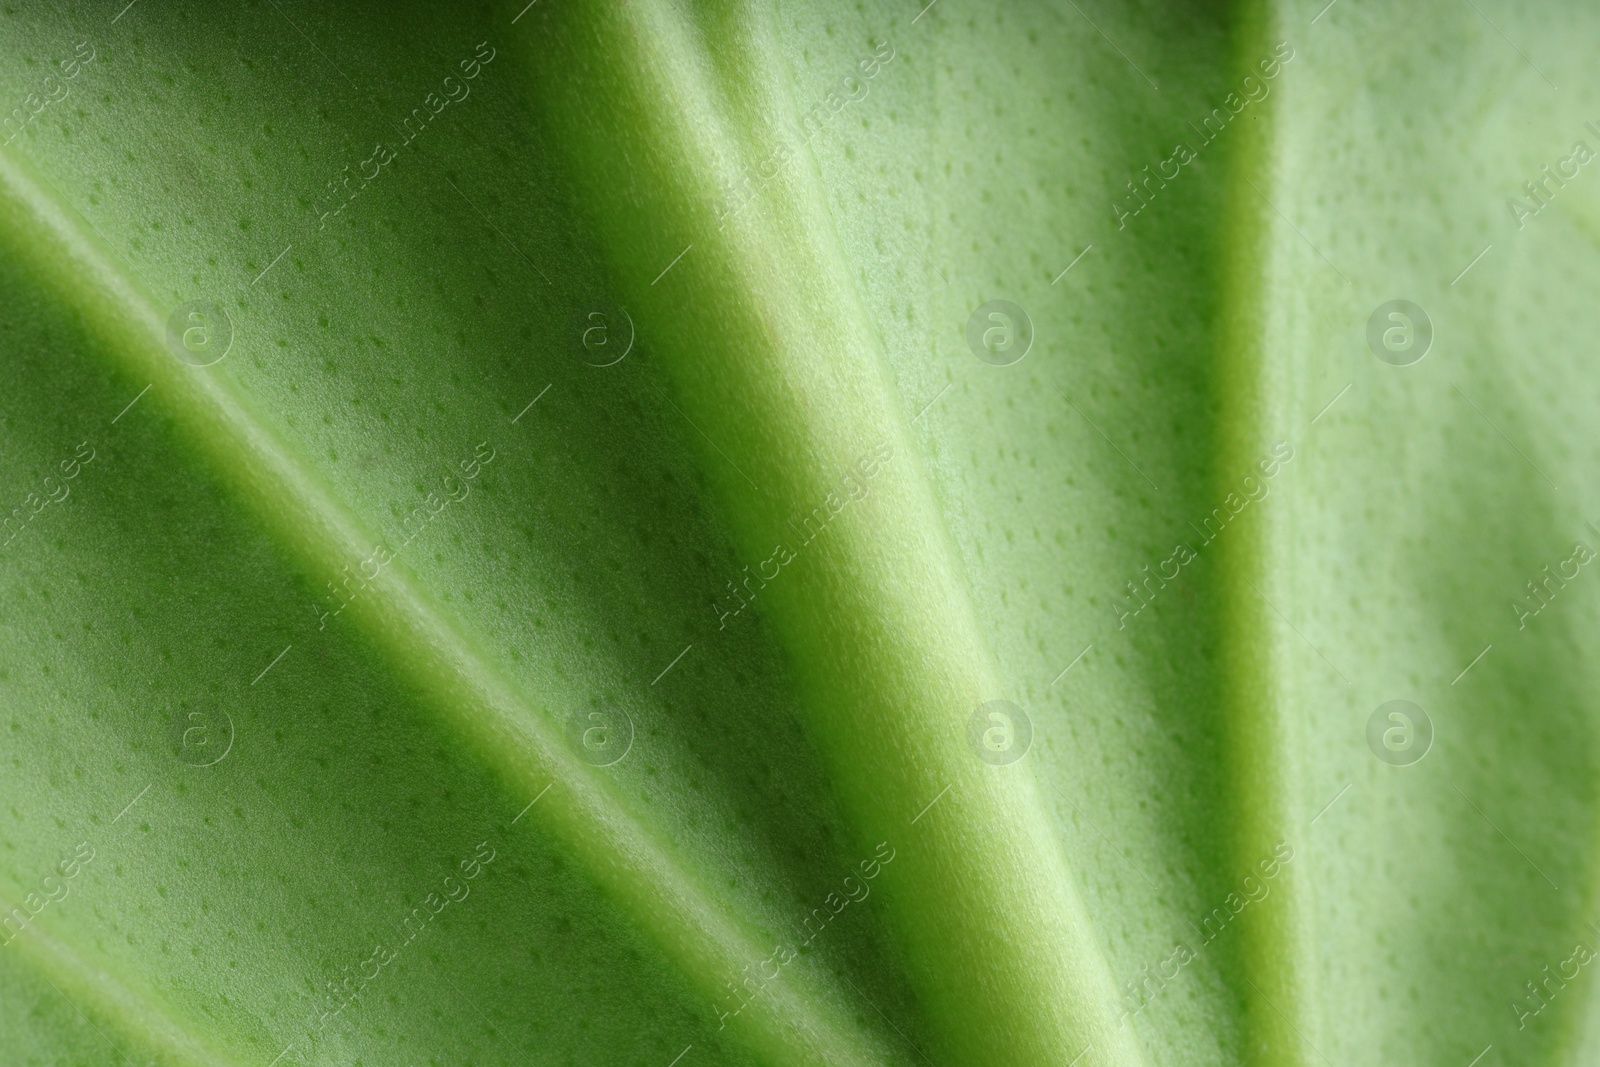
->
(2, 1), (1597, 1065)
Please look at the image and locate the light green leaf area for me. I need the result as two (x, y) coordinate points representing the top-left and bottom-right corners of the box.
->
(1, 1), (1597, 1065)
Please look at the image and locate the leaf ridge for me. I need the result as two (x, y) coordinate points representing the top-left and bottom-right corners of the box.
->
(519, 3), (1152, 1063)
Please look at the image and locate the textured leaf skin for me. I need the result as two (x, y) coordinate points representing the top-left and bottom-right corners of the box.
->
(1, 2), (1598, 1067)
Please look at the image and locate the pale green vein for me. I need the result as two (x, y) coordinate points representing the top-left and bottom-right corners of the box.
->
(1214, 3), (1319, 1065)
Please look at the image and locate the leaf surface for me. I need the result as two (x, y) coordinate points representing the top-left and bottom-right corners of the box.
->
(0, 2), (1597, 1066)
